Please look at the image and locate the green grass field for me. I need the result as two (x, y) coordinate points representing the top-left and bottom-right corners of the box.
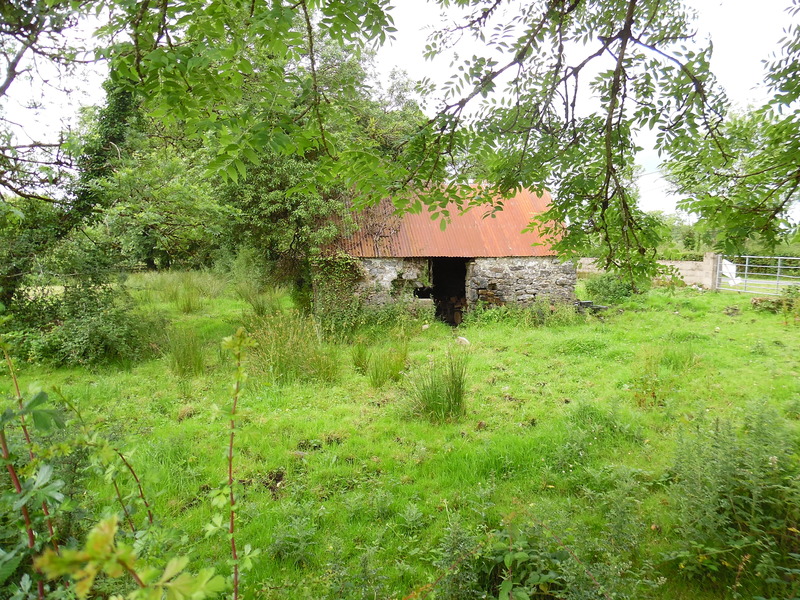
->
(3, 273), (799, 599)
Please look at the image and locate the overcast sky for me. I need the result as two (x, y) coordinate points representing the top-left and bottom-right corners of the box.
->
(376, 0), (793, 213)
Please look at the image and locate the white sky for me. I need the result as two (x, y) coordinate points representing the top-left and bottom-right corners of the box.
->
(376, 0), (794, 214)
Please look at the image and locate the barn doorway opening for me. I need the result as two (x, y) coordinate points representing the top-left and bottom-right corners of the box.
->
(431, 258), (469, 325)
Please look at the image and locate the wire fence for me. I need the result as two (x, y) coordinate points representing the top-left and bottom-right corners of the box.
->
(717, 255), (800, 295)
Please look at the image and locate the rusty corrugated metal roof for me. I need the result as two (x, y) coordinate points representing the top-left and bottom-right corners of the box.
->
(336, 188), (554, 258)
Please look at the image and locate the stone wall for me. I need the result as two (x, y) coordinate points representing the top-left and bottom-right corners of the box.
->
(578, 252), (720, 288)
(466, 257), (576, 305)
(356, 257), (429, 304)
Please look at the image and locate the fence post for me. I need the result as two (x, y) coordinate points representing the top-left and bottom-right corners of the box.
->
(705, 252), (720, 290)
(744, 256), (750, 292)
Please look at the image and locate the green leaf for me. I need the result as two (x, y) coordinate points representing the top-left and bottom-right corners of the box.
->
(0, 551), (23, 586)
(499, 578), (513, 600)
(159, 556), (190, 583)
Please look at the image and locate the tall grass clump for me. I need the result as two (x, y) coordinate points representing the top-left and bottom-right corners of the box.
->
(247, 311), (338, 383)
(166, 327), (205, 378)
(192, 269), (228, 298)
(175, 285), (204, 314)
(464, 297), (585, 328)
(351, 341), (371, 374)
(367, 343), (408, 388)
(409, 349), (468, 421)
(236, 281), (285, 317)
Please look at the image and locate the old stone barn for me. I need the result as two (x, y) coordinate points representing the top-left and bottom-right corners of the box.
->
(333, 189), (577, 324)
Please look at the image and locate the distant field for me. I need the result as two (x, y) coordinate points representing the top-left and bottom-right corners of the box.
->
(4, 273), (799, 600)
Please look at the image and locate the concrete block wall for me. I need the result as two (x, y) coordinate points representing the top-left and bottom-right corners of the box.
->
(577, 252), (720, 288)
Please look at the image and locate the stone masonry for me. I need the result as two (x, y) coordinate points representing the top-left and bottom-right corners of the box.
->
(466, 257), (576, 305)
(356, 256), (576, 306)
(356, 257), (429, 304)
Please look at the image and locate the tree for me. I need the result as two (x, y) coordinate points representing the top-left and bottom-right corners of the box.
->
(2, 0), (799, 283)
(0, 0), (93, 205)
(665, 0), (800, 254)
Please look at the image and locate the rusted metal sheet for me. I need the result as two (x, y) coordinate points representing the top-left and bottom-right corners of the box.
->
(336, 188), (554, 258)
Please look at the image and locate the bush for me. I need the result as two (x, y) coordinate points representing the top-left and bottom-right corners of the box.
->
(27, 287), (163, 367)
(408, 349), (468, 421)
(584, 272), (640, 305)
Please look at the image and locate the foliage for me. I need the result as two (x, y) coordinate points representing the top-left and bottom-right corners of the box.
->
(21, 287), (163, 367)
(408, 349), (468, 422)
(219, 150), (348, 275)
(665, 405), (800, 596)
(668, 109), (800, 253)
(311, 253), (365, 340)
(36, 517), (226, 600)
(583, 273), (641, 305)
(95, 147), (230, 270)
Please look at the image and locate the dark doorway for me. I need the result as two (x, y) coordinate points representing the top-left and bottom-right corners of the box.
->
(431, 258), (469, 325)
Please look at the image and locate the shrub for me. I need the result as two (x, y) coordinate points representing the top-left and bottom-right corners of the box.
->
(166, 327), (205, 378)
(247, 310), (339, 383)
(584, 272), (639, 305)
(28, 287), (163, 367)
(409, 349), (468, 421)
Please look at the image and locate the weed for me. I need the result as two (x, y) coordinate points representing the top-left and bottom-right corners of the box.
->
(408, 349), (468, 421)
(398, 503), (426, 535)
(431, 521), (483, 600)
(666, 404), (800, 595)
(269, 512), (318, 566)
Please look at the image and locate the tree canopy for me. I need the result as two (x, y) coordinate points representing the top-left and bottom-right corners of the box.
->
(1, 0), (799, 281)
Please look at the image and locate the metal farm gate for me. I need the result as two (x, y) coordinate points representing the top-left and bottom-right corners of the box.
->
(717, 255), (800, 295)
